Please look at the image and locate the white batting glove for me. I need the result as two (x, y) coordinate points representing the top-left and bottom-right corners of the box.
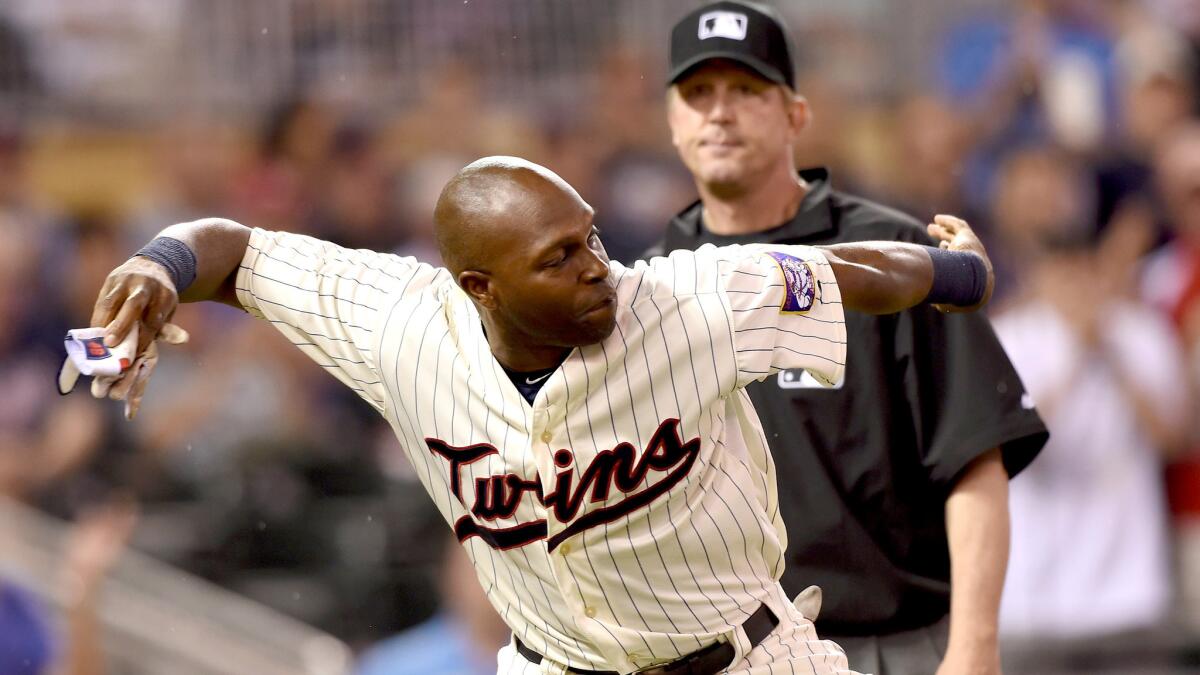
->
(58, 325), (139, 395)
(60, 323), (190, 420)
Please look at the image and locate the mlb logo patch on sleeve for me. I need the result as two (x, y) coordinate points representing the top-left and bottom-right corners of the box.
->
(765, 251), (816, 313)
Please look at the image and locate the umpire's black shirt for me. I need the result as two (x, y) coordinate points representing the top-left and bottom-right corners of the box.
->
(653, 168), (1048, 637)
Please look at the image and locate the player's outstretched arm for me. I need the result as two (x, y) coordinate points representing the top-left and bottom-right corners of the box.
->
(819, 215), (993, 315)
(81, 219), (250, 419)
(91, 218), (251, 355)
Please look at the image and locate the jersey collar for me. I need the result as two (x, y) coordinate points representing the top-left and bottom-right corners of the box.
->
(667, 167), (836, 243)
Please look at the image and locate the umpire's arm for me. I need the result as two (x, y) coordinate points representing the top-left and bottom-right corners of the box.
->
(940, 447), (1009, 674)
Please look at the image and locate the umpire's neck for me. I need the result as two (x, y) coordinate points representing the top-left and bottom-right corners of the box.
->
(698, 165), (808, 236)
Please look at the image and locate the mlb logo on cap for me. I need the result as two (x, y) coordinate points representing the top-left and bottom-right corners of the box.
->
(667, 1), (797, 89)
(698, 11), (748, 41)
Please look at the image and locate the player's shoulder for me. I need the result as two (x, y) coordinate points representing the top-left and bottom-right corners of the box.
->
(630, 243), (748, 278)
(829, 190), (934, 245)
(617, 243), (790, 303)
(373, 271), (463, 362)
(615, 245), (717, 298)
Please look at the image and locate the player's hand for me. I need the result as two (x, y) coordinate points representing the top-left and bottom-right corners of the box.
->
(92, 322), (189, 420)
(91, 256), (179, 357)
(926, 214), (995, 313)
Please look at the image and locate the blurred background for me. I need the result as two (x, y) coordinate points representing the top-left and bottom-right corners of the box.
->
(2, 0), (1200, 673)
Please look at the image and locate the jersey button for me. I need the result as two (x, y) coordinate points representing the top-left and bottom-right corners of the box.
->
(540, 431), (552, 443)
(559, 543), (571, 555)
(584, 606), (597, 618)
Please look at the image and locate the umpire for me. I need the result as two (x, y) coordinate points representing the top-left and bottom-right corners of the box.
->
(651, 3), (1048, 673)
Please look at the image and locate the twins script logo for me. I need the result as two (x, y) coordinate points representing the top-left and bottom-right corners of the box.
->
(426, 419), (701, 551)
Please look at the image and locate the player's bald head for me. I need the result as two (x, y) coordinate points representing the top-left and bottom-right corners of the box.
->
(431, 156), (615, 354)
(433, 156), (589, 277)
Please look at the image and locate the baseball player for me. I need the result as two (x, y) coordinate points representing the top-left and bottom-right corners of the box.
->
(77, 156), (993, 675)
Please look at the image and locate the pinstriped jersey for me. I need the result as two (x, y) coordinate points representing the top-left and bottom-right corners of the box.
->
(235, 228), (847, 674)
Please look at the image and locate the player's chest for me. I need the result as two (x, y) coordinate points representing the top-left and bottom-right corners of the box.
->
(405, 378), (708, 551)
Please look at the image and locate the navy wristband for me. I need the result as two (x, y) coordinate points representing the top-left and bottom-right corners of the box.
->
(924, 246), (987, 307)
(135, 237), (197, 293)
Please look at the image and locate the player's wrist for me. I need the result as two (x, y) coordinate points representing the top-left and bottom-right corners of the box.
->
(922, 246), (988, 307)
(134, 236), (196, 293)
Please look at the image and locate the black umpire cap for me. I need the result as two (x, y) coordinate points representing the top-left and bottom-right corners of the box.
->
(667, 0), (797, 89)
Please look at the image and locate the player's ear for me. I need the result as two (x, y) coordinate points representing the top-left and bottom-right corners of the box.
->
(458, 270), (497, 309)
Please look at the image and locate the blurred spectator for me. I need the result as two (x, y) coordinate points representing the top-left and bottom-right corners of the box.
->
(289, 0), (396, 100)
(939, 0), (1118, 143)
(994, 225), (1190, 671)
(233, 97), (337, 231)
(128, 315), (310, 464)
(0, 155), (130, 674)
(354, 537), (506, 675)
(0, 221), (103, 506)
(0, 126), (74, 285)
(0, 12), (39, 111)
(1142, 0), (1200, 103)
(554, 46), (692, 262)
(1093, 2), (1196, 237)
(788, 73), (855, 180)
(0, 0), (183, 111)
(578, 46), (670, 156)
(1144, 121), (1200, 630)
(124, 120), (242, 246)
(879, 94), (975, 225)
(938, 0), (1119, 212)
(307, 117), (469, 269)
(309, 122), (399, 251)
(0, 498), (138, 675)
(1145, 121), (1200, 354)
(0, 579), (53, 675)
(591, 151), (694, 264)
(381, 60), (547, 168)
(987, 146), (1096, 305)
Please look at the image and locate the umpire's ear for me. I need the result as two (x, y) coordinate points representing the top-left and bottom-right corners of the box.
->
(784, 87), (811, 138)
(458, 270), (498, 310)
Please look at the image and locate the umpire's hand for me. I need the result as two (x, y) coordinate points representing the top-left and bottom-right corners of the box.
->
(89, 256), (189, 419)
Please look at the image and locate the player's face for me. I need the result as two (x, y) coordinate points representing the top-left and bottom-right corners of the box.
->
(667, 61), (804, 194)
(489, 199), (618, 349)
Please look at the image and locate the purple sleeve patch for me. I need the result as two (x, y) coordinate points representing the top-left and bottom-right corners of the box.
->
(765, 251), (816, 313)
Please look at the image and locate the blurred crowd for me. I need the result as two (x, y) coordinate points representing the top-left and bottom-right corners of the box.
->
(3, 0), (1200, 672)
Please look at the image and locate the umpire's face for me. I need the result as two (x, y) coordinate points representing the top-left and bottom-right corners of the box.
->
(667, 60), (809, 195)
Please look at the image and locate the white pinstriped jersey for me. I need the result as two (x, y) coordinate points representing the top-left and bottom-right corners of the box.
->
(235, 228), (848, 674)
